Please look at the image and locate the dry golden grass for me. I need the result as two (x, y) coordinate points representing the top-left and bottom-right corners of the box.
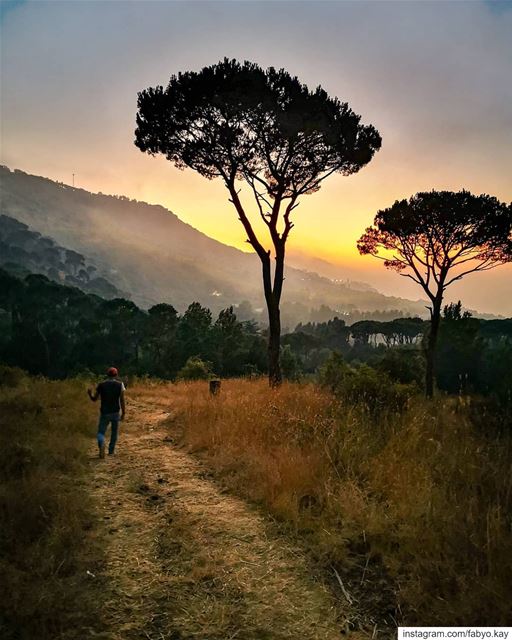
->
(87, 398), (343, 640)
(0, 373), (103, 640)
(132, 378), (512, 627)
(1, 372), (345, 640)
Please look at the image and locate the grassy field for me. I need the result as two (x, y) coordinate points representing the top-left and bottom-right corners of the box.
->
(0, 367), (102, 640)
(2, 368), (510, 635)
(133, 378), (512, 627)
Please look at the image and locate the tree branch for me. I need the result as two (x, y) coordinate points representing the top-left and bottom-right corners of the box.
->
(443, 259), (501, 287)
(226, 183), (269, 262)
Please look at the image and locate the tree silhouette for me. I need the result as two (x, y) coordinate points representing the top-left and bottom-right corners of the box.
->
(357, 190), (512, 397)
(145, 303), (179, 377)
(135, 58), (381, 385)
(177, 302), (213, 364)
(436, 303), (482, 394)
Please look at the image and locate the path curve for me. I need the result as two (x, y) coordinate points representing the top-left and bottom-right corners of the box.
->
(88, 399), (343, 640)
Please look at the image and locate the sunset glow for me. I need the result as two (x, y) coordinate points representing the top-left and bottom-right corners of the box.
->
(1, 0), (511, 313)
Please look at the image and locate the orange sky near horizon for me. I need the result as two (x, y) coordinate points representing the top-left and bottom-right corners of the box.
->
(1, 0), (511, 313)
(17, 147), (509, 314)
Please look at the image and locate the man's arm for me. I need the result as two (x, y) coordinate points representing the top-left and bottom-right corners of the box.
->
(88, 386), (99, 402)
(120, 388), (126, 420)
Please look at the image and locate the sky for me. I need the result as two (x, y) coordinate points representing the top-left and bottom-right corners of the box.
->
(1, 0), (511, 314)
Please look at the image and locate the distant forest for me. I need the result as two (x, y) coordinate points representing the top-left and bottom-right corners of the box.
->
(1, 268), (510, 406)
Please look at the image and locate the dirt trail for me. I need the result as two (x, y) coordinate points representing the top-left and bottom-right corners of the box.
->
(88, 399), (344, 640)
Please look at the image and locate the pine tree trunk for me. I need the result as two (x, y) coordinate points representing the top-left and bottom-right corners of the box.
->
(225, 185), (287, 388)
(425, 302), (442, 399)
(267, 300), (282, 387)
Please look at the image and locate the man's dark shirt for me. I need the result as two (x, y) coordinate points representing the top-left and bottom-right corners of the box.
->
(96, 379), (124, 415)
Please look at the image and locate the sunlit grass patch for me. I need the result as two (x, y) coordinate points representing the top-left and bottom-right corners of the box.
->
(135, 378), (512, 627)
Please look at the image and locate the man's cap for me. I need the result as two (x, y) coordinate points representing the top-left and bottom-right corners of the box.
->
(107, 367), (118, 377)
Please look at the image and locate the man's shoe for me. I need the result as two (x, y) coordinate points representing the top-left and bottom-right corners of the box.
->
(99, 443), (106, 459)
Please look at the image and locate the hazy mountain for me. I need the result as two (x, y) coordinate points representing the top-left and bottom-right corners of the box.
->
(286, 252), (379, 293)
(0, 214), (127, 299)
(0, 166), (428, 320)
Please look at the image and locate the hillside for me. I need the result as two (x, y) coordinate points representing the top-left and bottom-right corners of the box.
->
(0, 214), (125, 299)
(0, 166), (428, 319)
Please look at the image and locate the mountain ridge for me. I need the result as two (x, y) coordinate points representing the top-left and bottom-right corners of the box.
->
(0, 165), (431, 322)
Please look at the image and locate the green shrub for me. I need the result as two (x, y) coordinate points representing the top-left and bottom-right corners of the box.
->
(374, 347), (425, 386)
(319, 352), (414, 413)
(177, 355), (213, 381)
(280, 344), (303, 381)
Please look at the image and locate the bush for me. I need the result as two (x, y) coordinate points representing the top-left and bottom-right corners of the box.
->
(318, 352), (414, 413)
(480, 341), (512, 422)
(374, 348), (424, 386)
(177, 355), (213, 381)
(280, 344), (303, 381)
(0, 364), (27, 388)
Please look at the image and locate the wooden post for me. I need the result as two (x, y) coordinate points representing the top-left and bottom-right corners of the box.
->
(209, 379), (221, 396)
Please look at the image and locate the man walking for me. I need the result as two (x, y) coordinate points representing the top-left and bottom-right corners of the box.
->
(88, 367), (126, 458)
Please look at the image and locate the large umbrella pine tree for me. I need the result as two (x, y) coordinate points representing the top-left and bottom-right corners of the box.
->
(135, 59), (382, 385)
(357, 190), (512, 397)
